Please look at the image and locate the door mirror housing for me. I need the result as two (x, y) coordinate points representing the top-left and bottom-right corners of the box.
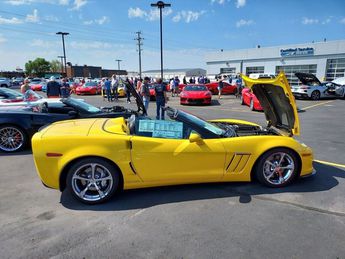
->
(189, 133), (203, 144)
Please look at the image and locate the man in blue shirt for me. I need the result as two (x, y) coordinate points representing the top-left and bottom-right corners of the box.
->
(104, 78), (112, 102)
(154, 78), (168, 120)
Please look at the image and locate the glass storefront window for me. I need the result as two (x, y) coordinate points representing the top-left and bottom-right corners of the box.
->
(326, 58), (345, 81)
(246, 66), (264, 75)
(276, 65), (317, 86)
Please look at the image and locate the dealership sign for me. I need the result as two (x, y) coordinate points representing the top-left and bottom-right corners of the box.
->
(280, 47), (314, 57)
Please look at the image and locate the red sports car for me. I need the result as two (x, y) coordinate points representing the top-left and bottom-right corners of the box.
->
(76, 81), (101, 95)
(241, 88), (263, 111)
(180, 84), (212, 105)
(206, 82), (237, 95)
(30, 81), (46, 91)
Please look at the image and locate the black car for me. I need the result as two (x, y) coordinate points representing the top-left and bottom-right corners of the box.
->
(0, 84), (146, 153)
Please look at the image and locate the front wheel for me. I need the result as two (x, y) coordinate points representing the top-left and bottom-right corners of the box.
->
(66, 158), (120, 204)
(0, 125), (27, 152)
(310, 90), (320, 100)
(255, 148), (299, 187)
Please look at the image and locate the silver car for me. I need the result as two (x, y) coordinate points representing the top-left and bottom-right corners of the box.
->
(291, 73), (345, 100)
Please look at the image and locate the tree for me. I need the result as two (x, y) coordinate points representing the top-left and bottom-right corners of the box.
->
(50, 59), (62, 73)
(24, 58), (51, 77)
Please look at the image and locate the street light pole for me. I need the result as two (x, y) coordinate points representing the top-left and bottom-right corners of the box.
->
(56, 32), (69, 75)
(115, 59), (122, 71)
(151, 1), (171, 80)
(57, 56), (64, 74)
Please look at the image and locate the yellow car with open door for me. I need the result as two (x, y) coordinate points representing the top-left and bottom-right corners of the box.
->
(32, 72), (315, 204)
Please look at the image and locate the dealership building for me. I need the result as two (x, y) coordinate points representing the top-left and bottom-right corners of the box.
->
(205, 40), (345, 85)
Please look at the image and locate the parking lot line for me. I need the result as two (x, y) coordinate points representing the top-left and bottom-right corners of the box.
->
(314, 159), (345, 169)
(301, 100), (334, 111)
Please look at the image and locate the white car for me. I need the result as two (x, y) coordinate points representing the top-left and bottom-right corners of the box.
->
(0, 78), (11, 88)
(291, 73), (345, 100)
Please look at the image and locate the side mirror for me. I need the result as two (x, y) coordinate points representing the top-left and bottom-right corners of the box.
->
(189, 133), (203, 144)
(68, 110), (78, 117)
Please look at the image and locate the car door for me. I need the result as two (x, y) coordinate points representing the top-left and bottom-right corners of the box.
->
(130, 135), (226, 184)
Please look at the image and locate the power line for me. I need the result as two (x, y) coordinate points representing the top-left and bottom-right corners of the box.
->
(134, 31), (144, 78)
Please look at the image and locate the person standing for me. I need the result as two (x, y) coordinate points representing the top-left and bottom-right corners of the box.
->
(183, 76), (187, 85)
(111, 75), (118, 101)
(170, 78), (175, 97)
(235, 76), (243, 98)
(104, 78), (112, 102)
(173, 76), (180, 96)
(136, 78), (143, 93)
(154, 78), (167, 120)
(217, 76), (224, 99)
(60, 78), (70, 98)
(125, 77), (132, 103)
(20, 78), (30, 94)
(46, 76), (61, 98)
(140, 77), (151, 115)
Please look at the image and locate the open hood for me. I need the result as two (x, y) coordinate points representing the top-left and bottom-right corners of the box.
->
(126, 81), (146, 115)
(241, 72), (300, 136)
(295, 72), (321, 86)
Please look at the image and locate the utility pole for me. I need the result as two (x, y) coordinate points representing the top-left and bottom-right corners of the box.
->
(56, 32), (69, 75)
(134, 31), (144, 79)
(115, 59), (122, 71)
(151, 1), (171, 80)
(57, 56), (64, 74)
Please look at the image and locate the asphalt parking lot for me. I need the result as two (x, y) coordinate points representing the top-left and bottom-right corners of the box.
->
(1, 92), (345, 258)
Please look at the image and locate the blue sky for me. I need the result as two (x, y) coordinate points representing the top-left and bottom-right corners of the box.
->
(0, 0), (344, 72)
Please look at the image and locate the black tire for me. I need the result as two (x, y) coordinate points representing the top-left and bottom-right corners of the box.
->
(255, 148), (299, 188)
(240, 95), (245, 105)
(0, 124), (28, 153)
(250, 99), (255, 111)
(310, 90), (320, 100)
(66, 158), (120, 204)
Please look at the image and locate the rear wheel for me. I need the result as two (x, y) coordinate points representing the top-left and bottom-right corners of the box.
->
(310, 90), (320, 100)
(66, 158), (120, 204)
(255, 148), (299, 187)
(250, 99), (255, 111)
(0, 125), (27, 152)
(240, 95), (245, 105)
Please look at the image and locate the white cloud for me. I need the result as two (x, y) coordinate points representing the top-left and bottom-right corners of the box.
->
(211, 0), (226, 4)
(25, 9), (39, 23)
(128, 7), (146, 18)
(45, 15), (59, 22)
(302, 17), (319, 25)
(322, 18), (331, 24)
(128, 7), (172, 21)
(0, 16), (23, 24)
(69, 41), (112, 49)
(172, 10), (206, 23)
(236, 0), (246, 8)
(69, 0), (87, 11)
(30, 39), (58, 48)
(340, 18), (345, 24)
(83, 16), (109, 25)
(236, 19), (254, 28)
(0, 34), (7, 43)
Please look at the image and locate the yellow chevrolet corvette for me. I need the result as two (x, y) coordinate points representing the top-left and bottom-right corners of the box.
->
(32, 72), (315, 204)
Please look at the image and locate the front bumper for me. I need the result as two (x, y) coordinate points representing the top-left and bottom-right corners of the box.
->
(300, 168), (316, 178)
(180, 98), (211, 105)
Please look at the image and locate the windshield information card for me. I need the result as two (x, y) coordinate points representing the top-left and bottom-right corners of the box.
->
(139, 120), (183, 139)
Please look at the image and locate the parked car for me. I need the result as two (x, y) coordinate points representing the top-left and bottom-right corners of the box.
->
(0, 78), (11, 88)
(240, 88), (263, 111)
(11, 77), (24, 86)
(292, 72), (345, 100)
(0, 89), (59, 107)
(30, 80), (46, 91)
(0, 83), (145, 153)
(205, 82), (237, 95)
(180, 84), (212, 105)
(30, 72), (314, 204)
(76, 81), (101, 95)
(0, 88), (25, 103)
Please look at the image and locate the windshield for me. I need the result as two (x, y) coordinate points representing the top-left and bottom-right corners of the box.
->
(1, 88), (24, 98)
(63, 97), (100, 113)
(184, 85), (207, 91)
(177, 109), (225, 135)
(84, 82), (97, 87)
(24, 90), (43, 101)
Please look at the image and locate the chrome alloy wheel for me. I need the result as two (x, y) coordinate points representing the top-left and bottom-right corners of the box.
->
(0, 126), (25, 152)
(71, 163), (114, 202)
(262, 152), (295, 186)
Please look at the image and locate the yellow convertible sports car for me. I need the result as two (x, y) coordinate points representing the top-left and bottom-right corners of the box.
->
(32, 72), (315, 204)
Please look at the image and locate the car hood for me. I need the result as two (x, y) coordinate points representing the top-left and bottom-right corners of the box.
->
(295, 72), (321, 86)
(332, 77), (345, 86)
(182, 91), (210, 97)
(127, 81), (146, 115)
(241, 72), (300, 136)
